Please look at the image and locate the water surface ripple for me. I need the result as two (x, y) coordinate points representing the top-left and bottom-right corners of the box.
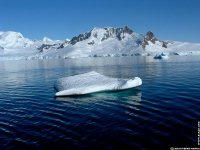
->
(0, 56), (200, 150)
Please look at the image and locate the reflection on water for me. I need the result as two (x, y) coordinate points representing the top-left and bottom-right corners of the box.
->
(0, 56), (200, 150)
(56, 89), (142, 105)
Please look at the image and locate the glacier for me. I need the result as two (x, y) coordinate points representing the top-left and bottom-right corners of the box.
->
(154, 52), (169, 59)
(55, 71), (142, 96)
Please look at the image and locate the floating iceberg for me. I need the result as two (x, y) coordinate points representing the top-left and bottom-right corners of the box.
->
(154, 52), (169, 59)
(55, 71), (142, 96)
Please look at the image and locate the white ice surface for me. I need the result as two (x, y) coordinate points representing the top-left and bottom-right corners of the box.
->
(55, 71), (142, 96)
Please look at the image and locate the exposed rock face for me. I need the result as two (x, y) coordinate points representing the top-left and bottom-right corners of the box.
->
(101, 26), (134, 41)
(57, 40), (70, 49)
(68, 26), (134, 45)
(142, 31), (168, 49)
(88, 40), (95, 45)
(56, 27), (169, 52)
(38, 44), (57, 52)
(162, 42), (168, 48)
(145, 31), (157, 43)
(70, 32), (91, 45)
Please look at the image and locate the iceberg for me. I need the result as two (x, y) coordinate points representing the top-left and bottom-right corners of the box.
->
(55, 71), (142, 96)
(154, 52), (169, 59)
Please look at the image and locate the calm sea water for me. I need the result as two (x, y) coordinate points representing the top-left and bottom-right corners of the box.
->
(0, 56), (200, 150)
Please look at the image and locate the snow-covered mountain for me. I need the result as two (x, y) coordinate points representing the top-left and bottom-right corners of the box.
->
(0, 26), (200, 60)
(0, 31), (33, 49)
(0, 31), (61, 50)
(38, 26), (145, 59)
(0, 31), (61, 60)
(36, 37), (62, 52)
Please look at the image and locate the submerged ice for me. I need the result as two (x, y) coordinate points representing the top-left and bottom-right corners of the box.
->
(55, 71), (142, 96)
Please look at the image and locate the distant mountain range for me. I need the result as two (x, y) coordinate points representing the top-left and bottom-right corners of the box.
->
(0, 26), (200, 60)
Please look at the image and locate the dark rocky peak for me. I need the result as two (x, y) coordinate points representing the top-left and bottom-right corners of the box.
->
(38, 44), (57, 52)
(57, 39), (70, 49)
(101, 26), (134, 41)
(142, 31), (167, 49)
(123, 26), (134, 34)
(146, 31), (155, 41)
(103, 26), (133, 37)
(70, 32), (91, 45)
(69, 26), (134, 45)
(145, 31), (157, 43)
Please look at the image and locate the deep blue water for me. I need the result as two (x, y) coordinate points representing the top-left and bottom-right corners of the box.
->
(0, 56), (200, 150)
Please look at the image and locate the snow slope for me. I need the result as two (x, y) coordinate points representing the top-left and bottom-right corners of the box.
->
(0, 31), (61, 60)
(34, 26), (144, 59)
(37, 27), (200, 59)
(167, 41), (200, 56)
(55, 71), (142, 96)
(0, 31), (33, 49)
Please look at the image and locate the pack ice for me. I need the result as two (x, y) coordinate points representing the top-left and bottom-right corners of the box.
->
(55, 71), (142, 96)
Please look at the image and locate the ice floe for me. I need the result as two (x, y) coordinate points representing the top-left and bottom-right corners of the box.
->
(55, 71), (142, 96)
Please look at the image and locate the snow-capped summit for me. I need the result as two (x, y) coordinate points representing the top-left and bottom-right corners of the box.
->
(42, 26), (144, 58)
(89, 26), (134, 41)
(142, 31), (167, 49)
(0, 31), (33, 49)
(42, 37), (53, 43)
(69, 26), (134, 45)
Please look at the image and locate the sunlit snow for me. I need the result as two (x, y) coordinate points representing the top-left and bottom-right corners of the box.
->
(55, 71), (142, 96)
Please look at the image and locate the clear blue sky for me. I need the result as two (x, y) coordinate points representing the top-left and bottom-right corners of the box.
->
(0, 0), (200, 42)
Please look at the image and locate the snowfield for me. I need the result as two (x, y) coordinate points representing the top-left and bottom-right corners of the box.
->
(0, 26), (200, 60)
(55, 71), (142, 96)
